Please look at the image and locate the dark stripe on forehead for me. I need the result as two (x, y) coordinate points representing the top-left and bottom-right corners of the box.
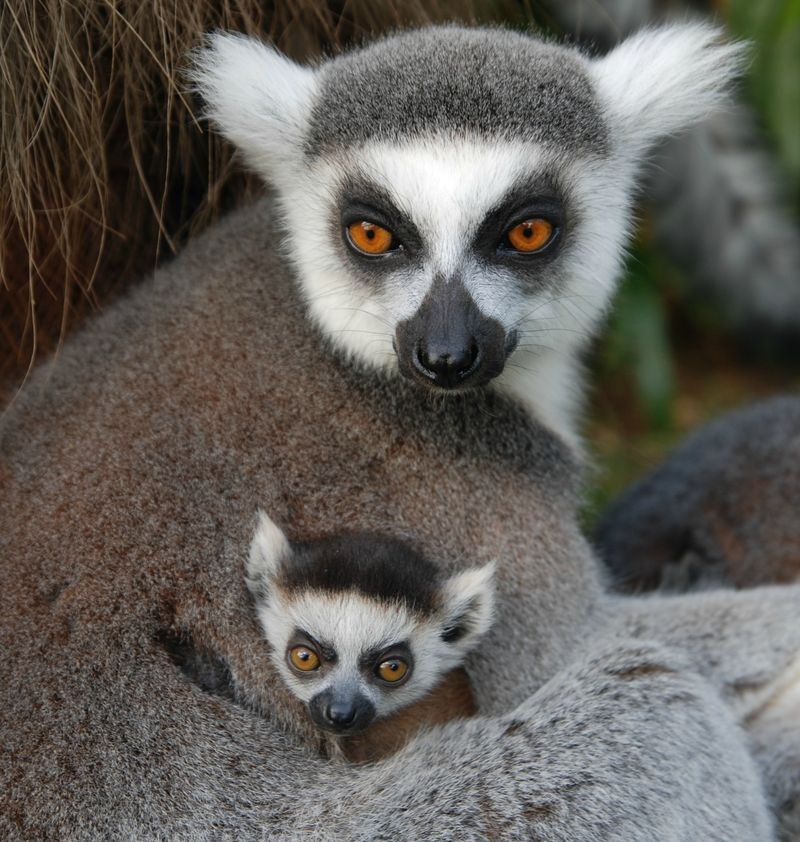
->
(306, 26), (608, 157)
(282, 532), (440, 613)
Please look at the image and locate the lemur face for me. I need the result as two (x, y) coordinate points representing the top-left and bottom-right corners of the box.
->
(194, 25), (742, 441)
(288, 138), (620, 400)
(246, 512), (495, 734)
(261, 589), (448, 733)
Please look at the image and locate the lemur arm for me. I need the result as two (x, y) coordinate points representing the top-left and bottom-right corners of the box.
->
(604, 584), (800, 839)
(315, 641), (770, 841)
(186, 643), (771, 840)
(6, 626), (769, 840)
(604, 584), (800, 720)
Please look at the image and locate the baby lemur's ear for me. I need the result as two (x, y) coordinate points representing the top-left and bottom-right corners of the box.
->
(438, 561), (496, 654)
(188, 32), (319, 183)
(590, 23), (746, 162)
(246, 510), (292, 598)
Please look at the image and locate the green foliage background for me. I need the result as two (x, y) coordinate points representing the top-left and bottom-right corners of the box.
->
(730, 0), (800, 184)
(583, 0), (800, 523)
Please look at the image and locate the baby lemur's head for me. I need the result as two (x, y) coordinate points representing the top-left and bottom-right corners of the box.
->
(246, 511), (494, 735)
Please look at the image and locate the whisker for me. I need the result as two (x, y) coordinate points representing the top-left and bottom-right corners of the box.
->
(511, 289), (601, 329)
(515, 343), (557, 354)
(327, 328), (393, 338)
(323, 306), (395, 330)
(518, 326), (591, 339)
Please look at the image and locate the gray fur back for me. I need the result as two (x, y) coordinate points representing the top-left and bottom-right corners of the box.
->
(596, 395), (800, 591)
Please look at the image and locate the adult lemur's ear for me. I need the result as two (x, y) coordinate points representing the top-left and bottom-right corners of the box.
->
(189, 33), (318, 181)
(438, 562), (496, 654)
(590, 23), (746, 160)
(246, 510), (292, 598)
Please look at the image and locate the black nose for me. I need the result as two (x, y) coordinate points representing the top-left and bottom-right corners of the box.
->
(415, 338), (480, 387)
(325, 700), (357, 727)
(394, 276), (510, 392)
(309, 691), (376, 734)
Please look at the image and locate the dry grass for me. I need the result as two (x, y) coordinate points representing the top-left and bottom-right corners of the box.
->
(0, 0), (537, 392)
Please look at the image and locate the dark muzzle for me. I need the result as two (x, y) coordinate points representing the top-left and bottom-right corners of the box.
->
(395, 277), (513, 391)
(309, 689), (376, 734)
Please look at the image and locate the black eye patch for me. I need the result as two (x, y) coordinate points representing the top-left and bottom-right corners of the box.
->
(359, 640), (412, 672)
(472, 178), (567, 262)
(336, 176), (423, 259)
(291, 628), (336, 662)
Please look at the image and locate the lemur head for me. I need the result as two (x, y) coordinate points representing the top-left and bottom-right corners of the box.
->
(246, 511), (494, 735)
(193, 25), (742, 444)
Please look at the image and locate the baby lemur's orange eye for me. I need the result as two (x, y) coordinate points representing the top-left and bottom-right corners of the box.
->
(347, 221), (394, 255)
(376, 658), (409, 683)
(289, 645), (320, 672)
(506, 218), (554, 253)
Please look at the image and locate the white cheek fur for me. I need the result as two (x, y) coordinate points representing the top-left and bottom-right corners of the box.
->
(254, 589), (480, 718)
(278, 139), (634, 448)
(493, 155), (635, 449)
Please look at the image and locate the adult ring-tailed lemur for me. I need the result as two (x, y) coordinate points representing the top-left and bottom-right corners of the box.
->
(1, 23), (799, 840)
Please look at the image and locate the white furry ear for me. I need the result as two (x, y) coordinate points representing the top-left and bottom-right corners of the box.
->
(591, 23), (746, 160)
(189, 32), (318, 181)
(438, 561), (496, 654)
(246, 510), (291, 597)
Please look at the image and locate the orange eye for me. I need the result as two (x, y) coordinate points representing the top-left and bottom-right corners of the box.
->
(347, 221), (394, 255)
(289, 645), (320, 672)
(506, 218), (555, 253)
(376, 658), (409, 683)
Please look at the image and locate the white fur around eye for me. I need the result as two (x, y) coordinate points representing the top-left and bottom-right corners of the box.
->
(252, 585), (494, 718)
(277, 138), (540, 363)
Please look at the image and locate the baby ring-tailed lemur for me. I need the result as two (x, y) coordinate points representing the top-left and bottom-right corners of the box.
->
(246, 511), (495, 763)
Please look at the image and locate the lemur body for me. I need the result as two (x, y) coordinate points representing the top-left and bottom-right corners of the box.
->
(597, 396), (800, 593)
(246, 512), (494, 762)
(1, 23), (799, 840)
(597, 395), (800, 840)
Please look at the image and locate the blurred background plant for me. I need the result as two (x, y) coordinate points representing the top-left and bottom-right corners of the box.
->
(1, 0), (798, 514)
(567, 0), (800, 521)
